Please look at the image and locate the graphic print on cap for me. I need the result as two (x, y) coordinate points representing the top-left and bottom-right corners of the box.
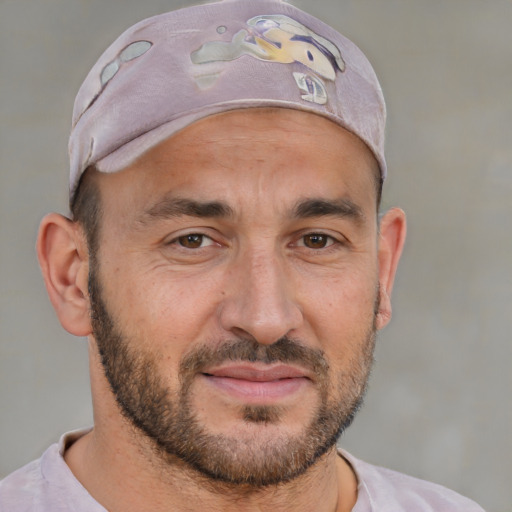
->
(191, 14), (345, 105)
(75, 40), (153, 126)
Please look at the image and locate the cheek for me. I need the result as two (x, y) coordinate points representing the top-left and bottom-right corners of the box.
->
(103, 262), (226, 353)
(299, 265), (378, 345)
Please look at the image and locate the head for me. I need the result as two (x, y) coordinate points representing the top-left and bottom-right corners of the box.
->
(37, 0), (405, 489)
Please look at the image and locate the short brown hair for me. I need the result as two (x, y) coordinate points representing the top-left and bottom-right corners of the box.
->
(70, 166), (102, 256)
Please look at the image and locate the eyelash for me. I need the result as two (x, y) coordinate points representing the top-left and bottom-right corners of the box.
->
(295, 233), (337, 250)
(170, 233), (216, 249)
(167, 231), (343, 252)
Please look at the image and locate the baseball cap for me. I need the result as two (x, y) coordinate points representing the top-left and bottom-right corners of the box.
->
(69, 0), (386, 198)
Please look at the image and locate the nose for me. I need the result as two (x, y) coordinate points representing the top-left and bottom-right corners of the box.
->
(219, 251), (303, 345)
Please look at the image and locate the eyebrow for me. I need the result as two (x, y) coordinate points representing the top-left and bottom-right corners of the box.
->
(293, 198), (365, 223)
(139, 197), (234, 223)
(138, 195), (364, 225)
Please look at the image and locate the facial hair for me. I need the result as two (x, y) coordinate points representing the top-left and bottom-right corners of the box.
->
(89, 263), (377, 488)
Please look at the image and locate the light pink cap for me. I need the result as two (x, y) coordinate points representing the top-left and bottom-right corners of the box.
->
(69, 0), (386, 197)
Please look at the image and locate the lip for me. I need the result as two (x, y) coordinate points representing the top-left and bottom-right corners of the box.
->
(200, 363), (312, 403)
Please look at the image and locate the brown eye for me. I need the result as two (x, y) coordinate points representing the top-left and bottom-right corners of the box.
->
(302, 234), (331, 249)
(178, 234), (206, 249)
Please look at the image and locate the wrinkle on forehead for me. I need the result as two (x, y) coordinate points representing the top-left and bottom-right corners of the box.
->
(97, 108), (380, 228)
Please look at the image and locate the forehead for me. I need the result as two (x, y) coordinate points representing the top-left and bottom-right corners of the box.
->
(94, 108), (379, 216)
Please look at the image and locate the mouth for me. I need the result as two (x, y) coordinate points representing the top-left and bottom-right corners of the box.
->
(200, 363), (313, 403)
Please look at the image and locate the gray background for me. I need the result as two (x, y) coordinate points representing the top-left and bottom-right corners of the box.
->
(1, 1), (511, 511)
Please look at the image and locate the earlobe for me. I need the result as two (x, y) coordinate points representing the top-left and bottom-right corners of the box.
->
(375, 207), (407, 330)
(36, 213), (92, 337)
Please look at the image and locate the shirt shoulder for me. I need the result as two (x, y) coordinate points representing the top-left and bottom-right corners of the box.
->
(0, 457), (46, 512)
(341, 450), (486, 512)
(0, 431), (104, 512)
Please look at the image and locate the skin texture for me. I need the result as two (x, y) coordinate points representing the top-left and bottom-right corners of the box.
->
(37, 108), (406, 512)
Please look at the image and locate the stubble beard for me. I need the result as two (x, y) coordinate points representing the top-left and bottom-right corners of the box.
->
(88, 263), (377, 488)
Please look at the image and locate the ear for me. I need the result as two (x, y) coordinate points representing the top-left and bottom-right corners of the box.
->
(375, 207), (406, 330)
(36, 213), (92, 337)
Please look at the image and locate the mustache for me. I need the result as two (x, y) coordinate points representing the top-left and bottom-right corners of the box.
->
(179, 337), (329, 379)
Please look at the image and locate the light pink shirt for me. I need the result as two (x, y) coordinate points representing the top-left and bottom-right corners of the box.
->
(0, 429), (485, 511)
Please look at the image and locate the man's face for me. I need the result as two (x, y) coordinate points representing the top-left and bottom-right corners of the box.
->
(88, 108), (383, 486)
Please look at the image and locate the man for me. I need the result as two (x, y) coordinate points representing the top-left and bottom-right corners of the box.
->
(0, 0), (485, 510)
